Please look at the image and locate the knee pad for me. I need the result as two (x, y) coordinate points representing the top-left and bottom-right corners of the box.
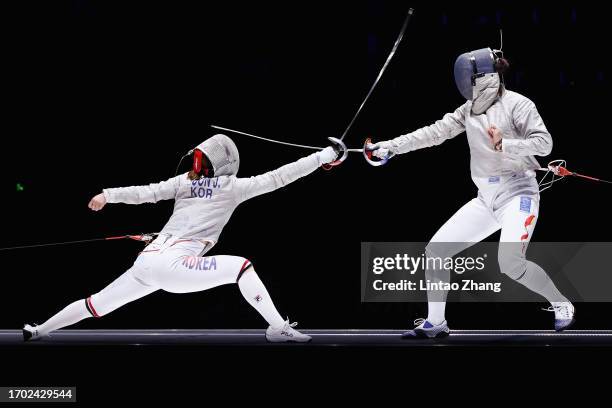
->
(236, 259), (253, 283)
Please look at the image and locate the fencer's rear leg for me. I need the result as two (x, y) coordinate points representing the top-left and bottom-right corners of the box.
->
(23, 269), (157, 341)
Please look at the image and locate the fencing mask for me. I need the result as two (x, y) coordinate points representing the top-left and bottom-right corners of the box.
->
(192, 134), (240, 177)
(454, 48), (496, 100)
(453, 47), (504, 114)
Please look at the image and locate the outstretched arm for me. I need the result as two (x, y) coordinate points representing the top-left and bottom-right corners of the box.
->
(88, 175), (182, 211)
(235, 147), (336, 202)
(370, 103), (468, 157)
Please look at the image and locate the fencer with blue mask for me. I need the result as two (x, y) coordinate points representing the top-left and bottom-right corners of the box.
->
(368, 47), (574, 338)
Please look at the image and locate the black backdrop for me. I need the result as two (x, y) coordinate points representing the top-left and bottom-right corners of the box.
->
(1, 0), (610, 331)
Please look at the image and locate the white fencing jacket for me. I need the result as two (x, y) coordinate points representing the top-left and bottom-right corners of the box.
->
(103, 152), (322, 247)
(386, 89), (552, 203)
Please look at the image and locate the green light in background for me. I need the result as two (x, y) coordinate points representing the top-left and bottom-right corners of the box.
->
(16, 183), (24, 192)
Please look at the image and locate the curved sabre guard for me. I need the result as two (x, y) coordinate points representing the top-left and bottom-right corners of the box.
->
(321, 137), (349, 170)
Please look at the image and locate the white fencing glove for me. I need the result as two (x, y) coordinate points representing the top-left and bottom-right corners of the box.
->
(318, 146), (339, 165)
(366, 140), (393, 159)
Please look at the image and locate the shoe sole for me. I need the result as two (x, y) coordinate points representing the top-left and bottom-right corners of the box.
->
(265, 336), (312, 343)
(555, 317), (576, 332)
(401, 329), (450, 339)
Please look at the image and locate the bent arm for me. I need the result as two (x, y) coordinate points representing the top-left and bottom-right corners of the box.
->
(388, 103), (467, 154)
(103, 175), (181, 204)
(503, 99), (553, 156)
(235, 152), (322, 202)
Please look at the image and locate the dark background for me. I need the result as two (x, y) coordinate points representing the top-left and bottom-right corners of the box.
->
(1, 0), (610, 332)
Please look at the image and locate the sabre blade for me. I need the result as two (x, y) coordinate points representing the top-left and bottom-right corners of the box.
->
(339, 8), (414, 141)
(211, 125), (324, 151)
(211, 125), (362, 152)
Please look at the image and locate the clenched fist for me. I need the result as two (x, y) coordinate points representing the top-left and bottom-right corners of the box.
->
(317, 146), (339, 165)
(88, 193), (107, 211)
(366, 141), (394, 159)
(487, 125), (503, 151)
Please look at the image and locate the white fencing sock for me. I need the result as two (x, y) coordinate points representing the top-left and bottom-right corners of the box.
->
(37, 299), (93, 335)
(427, 302), (447, 326)
(515, 261), (569, 304)
(425, 264), (450, 325)
(237, 268), (285, 329)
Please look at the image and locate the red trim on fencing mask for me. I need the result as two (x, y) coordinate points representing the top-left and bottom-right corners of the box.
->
(193, 149), (203, 174)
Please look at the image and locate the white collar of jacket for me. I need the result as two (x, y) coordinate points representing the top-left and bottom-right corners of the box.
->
(471, 73), (501, 114)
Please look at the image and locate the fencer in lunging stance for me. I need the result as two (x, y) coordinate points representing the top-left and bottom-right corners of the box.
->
(23, 134), (338, 342)
(369, 48), (574, 338)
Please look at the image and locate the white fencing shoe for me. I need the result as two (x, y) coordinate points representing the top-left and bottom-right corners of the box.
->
(22, 324), (44, 342)
(543, 302), (576, 332)
(401, 318), (450, 339)
(265, 320), (312, 343)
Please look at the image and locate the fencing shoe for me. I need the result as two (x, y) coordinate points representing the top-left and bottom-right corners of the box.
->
(543, 302), (575, 332)
(265, 319), (312, 343)
(401, 318), (450, 339)
(22, 324), (44, 342)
